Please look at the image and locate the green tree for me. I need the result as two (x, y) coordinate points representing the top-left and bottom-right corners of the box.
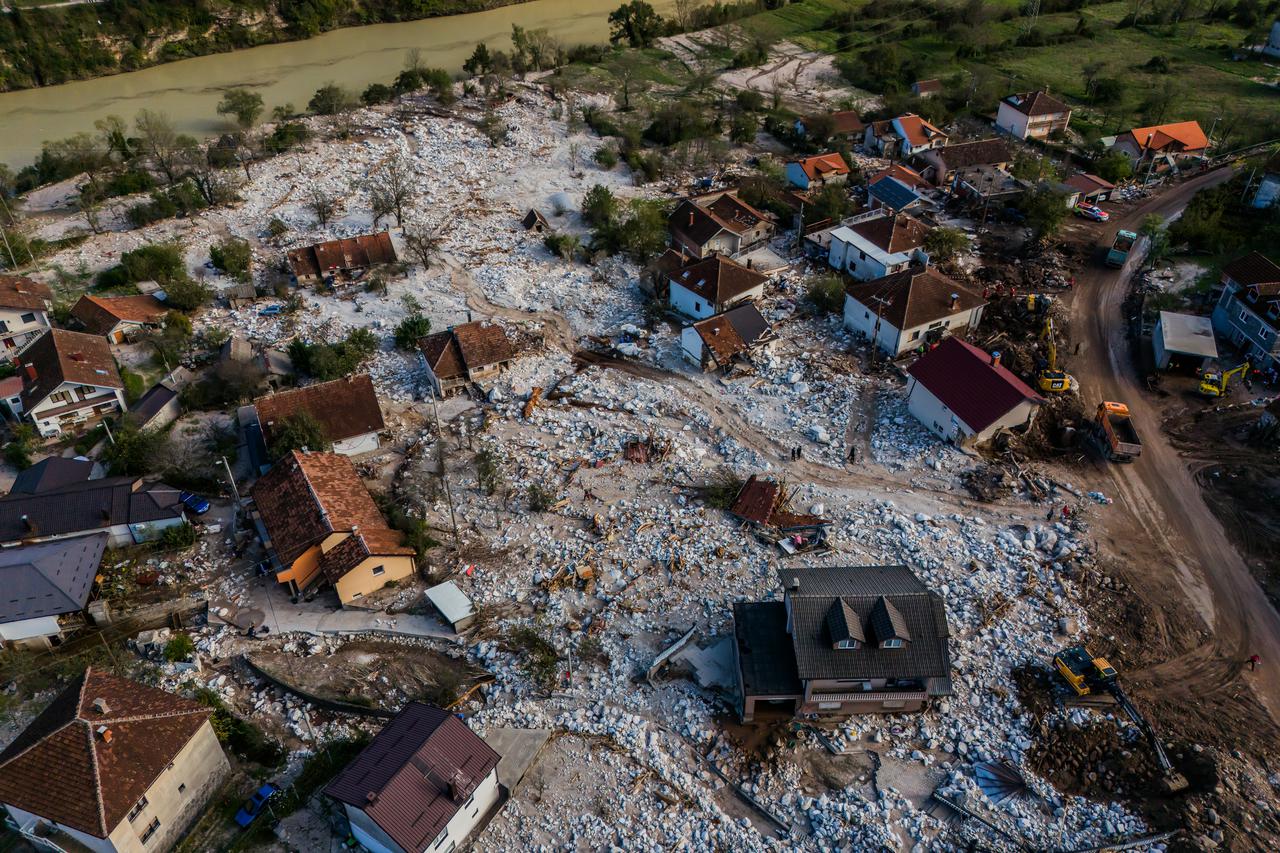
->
(394, 313), (432, 350)
(362, 83), (394, 105)
(216, 88), (264, 129)
(162, 277), (213, 311)
(924, 227), (971, 263)
(270, 410), (332, 457)
(806, 274), (846, 314)
(421, 68), (457, 105)
(608, 0), (665, 48)
(1093, 149), (1134, 183)
(210, 237), (252, 282)
(1018, 185), (1070, 240)
(463, 43), (493, 77)
(103, 421), (166, 475)
(163, 633), (196, 661)
(581, 184), (618, 227)
(309, 83), (355, 115)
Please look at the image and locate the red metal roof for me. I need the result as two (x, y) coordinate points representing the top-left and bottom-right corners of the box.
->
(907, 337), (1043, 433)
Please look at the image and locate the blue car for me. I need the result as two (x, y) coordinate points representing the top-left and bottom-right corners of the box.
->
(258, 304), (283, 316)
(179, 491), (210, 515)
(234, 784), (278, 828)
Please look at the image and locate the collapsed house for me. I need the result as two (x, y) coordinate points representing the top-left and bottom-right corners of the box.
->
(681, 303), (775, 373)
(732, 566), (953, 721)
(728, 475), (829, 554)
(287, 232), (398, 286)
(417, 320), (518, 398)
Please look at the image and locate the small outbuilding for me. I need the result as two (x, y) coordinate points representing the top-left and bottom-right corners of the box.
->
(425, 580), (476, 631)
(1153, 311), (1218, 371)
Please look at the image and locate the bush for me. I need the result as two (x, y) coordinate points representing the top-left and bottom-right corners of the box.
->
(702, 467), (745, 509)
(210, 237), (252, 282)
(120, 368), (146, 404)
(528, 483), (556, 511)
(594, 145), (618, 169)
(194, 688), (285, 767)
(543, 232), (580, 260)
(362, 82), (394, 105)
(160, 522), (198, 550)
(288, 328), (379, 380)
(505, 625), (560, 689)
(103, 242), (186, 288)
(394, 313), (431, 350)
(163, 632), (195, 661)
(161, 276), (214, 312)
(807, 274), (846, 314)
(309, 83), (354, 115)
(263, 122), (311, 155)
(269, 410), (332, 458)
(103, 421), (166, 475)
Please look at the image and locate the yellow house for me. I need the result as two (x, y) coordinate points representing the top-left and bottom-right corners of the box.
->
(251, 449), (416, 605)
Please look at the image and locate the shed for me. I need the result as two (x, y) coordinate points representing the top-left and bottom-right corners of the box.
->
(521, 209), (551, 232)
(1154, 311), (1218, 370)
(425, 580), (475, 631)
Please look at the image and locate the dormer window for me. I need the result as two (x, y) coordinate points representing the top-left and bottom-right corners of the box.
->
(1248, 288), (1259, 302)
(825, 598), (864, 650)
(835, 638), (860, 650)
(869, 596), (911, 649)
(881, 638), (904, 649)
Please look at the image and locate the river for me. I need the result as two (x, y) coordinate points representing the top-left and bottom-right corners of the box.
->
(0, 0), (673, 170)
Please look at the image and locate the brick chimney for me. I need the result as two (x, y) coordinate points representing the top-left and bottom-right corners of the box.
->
(950, 292), (959, 310)
(96, 725), (112, 744)
(92, 697), (111, 715)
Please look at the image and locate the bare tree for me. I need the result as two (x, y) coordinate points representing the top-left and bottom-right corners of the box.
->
(673, 0), (696, 30)
(135, 110), (187, 185)
(363, 151), (414, 227)
(307, 186), (338, 226)
(403, 226), (443, 269)
(76, 181), (105, 234)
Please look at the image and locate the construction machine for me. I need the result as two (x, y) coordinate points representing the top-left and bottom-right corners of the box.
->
(1025, 293), (1054, 315)
(1084, 401), (1142, 462)
(1199, 361), (1250, 398)
(1053, 645), (1190, 794)
(1036, 317), (1077, 393)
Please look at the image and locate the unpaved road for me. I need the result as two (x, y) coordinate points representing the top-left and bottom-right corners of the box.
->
(1066, 168), (1280, 724)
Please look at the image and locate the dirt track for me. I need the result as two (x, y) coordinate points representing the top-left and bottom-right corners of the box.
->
(1065, 168), (1280, 726)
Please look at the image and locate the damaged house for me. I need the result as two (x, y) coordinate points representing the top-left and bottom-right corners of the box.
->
(668, 191), (775, 260)
(417, 320), (517, 398)
(254, 374), (385, 457)
(70, 294), (168, 344)
(667, 255), (768, 320)
(728, 475), (829, 554)
(681, 303), (775, 372)
(0, 274), (53, 355)
(733, 566), (953, 722)
(287, 232), (398, 286)
(844, 266), (986, 358)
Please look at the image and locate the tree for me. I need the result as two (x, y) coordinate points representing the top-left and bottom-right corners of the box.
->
(270, 410), (332, 457)
(608, 1), (665, 48)
(806, 274), (845, 314)
(45, 133), (110, 182)
(394, 312), (431, 350)
(135, 110), (188, 185)
(730, 112), (758, 145)
(76, 181), (106, 235)
(364, 151), (413, 227)
(210, 237), (252, 282)
(924, 227), (971, 263)
(217, 88), (265, 129)
(581, 184), (618, 227)
(95, 115), (135, 162)
(103, 421), (166, 475)
(362, 83), (394, 105)
(1018, 185), (1069, 240)
(1093, 148), (1134, 183)
(479, 111), (508, 147)
(403, 226), (442, 269)
(807, 183), (854, 223)
(1081, 61), (1105, 99)
(463, 43), (493, 77)
(307, 186), (337, 226)
(1139, 213), (1170, 267)
(162, 277), (214, 312)
(309, 83), (355, 116)
(421, 68), (457, 105)
(1011, 152), (1059, 183)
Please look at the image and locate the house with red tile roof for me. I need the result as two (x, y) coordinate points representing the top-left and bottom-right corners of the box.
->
(795, 110), (864, 140)
(668, 191), (775, 259)
(680, 302), (775, 372)
(0, 274), (53, 355)
(325, 702), (502, 853)
(16, 329), (126, 438)
(1112, 121), (1209, 172)
(996, 90), (1072, 140)
(255, 374), (385, 457)
(1063, 173), (1116, 205)
(71, 294), (168, 343)
(912, 79), (943, 98)
(417, 320), (517, 398)
(287, 232), (398, 286)
(785, 153), (851, 190)
(0, 668), (229, 853)
(906, 337), (1043, 445)
(864, 114), (948, 159)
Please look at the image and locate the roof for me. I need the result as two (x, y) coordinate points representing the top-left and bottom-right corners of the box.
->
(868, 176), (923, 211)
(728, 475), (825, 530)
(19, 329), (123, 413)
(907, 336), (1044, 433)
(733, 601), (802, 697)
(1157, 311), (1219, 359)
(669, 193), (772, 246)
(131, 383), (179, 425)
(0, 668), (211, 838)
(932, 139), (1012, 171)
(690, 303), (772, 363)
(1123, 120), (1209, 153)
(670, 255), (768, 306)
(1064, 173), (1115, 194)
(10, 457), (94, 495)
(325, 703), (500, 853)
(790, 153), (850, 181)
(221, 336), (253, 363)
(890, 114), (946, 148)
(256, 374), (384, 447)
(425, 581), (474, 625)
(1003, 90), (1070, 117)
(287, 232), (398, 278)
(820, 110), (864, 135)
(417, 321), (516, 382)
(776, 566), (951, 681)
(848, 213), (930, 255)
(870, 162), (930, 190)
(251, 450), (409, 572)
(1223, 251), (1280, 293)
(0, 533), (107, 625)
(913, 79), (942, 94)
(0, 274), (53, 312)
(846, 266), (985, 331)
(0, 477), (183, 544)
(71, 294), (167, 337)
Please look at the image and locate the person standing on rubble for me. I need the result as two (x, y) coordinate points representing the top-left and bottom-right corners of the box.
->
(1250, 654), (1261, 671)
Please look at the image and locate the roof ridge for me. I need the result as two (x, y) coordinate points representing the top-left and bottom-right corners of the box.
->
(79, 716), (110, 836)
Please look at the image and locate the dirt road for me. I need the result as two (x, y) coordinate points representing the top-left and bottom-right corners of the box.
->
(1067, 168), (1280, 723)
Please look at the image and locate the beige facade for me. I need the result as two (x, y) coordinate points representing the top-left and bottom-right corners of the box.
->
(334, 554), (417, 605)
(24, 381), (126, 438)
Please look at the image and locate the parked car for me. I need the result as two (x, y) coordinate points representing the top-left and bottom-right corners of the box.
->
(179, 491), (211, 515)
(258, 304), (283, 316)
(1074, 203), (1110, 222)
(235, 784), (279, 828)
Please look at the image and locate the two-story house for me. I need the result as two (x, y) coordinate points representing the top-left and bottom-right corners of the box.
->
(1210, 251), (1280, 371)
(844, 266), (986, 357)
(917, 138), (1013, 187)
(15, 329), (126, 437)
(0, 476), (187, 548)
(733, 566), (952, 721)
(667, 254), (768, 319)
(668, 191), (775, 259)
(784, 153), (851, 191)
(0, 274), (53, 355)
(995, 90), (1072, 140)
(863, 114), (948, 160)
(827, 212), (931, 281)
(1111, 121), (1209, 173)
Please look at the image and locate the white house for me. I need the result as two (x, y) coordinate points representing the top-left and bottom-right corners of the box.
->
(905, 337), (1043, 446)
(681, 302), (775, 371)
(0, 274), (53, 355)
(325, 703), (503, 853)
(995, 91), (1072, 140)
(668, 255), (769, 320)
(844, 266), (986, 357)
(255, 373), (385, 457)
(828, 212), (930, 281)
(15, 329), (126, 438)
(1251, 153), (1280, 209)
(785, 153), (851, 190)
(863, 114), (948, 159)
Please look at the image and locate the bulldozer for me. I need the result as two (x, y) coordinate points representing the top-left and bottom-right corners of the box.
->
(1036, 317), (1077, 393)
(1053, 645), (1189, 794)
(1199, 361), (1250, 398)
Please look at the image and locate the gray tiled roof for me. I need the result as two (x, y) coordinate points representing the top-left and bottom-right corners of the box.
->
(0, 534), (107, 624)
(0, 477), (183, 543)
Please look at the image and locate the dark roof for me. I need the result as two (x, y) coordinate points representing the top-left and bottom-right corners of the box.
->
(0, 477), (184, 544)
(669, 255), (768, 306)
(10, 457), (94, 495)
(825, 598), (865, 645)
(732, 602), (803, 697)
(287, 232), (398, 279)
(825, 110), (864, 135)
(1003, 90), (1070, 117)
(913, 79), (942, 94)
(845, 266), (985, 331)
(0, 534), (107, 624)
(131, 383), (178, 424)
(691, 303), (772, 363)
(933, 139), (1012, 171)
(325, 703), (500, 853)
(0, 668), (211, 838)
(868, 177), (923, 211)
(669, 193), (772, 246)
(417, 322), (516, 382)
(256, 374), (384, 447)
(907, 336), (1044, 433)
(19, 329), (123, 413)
(0, 275), (53, 311)
(849, 213), (929, 255)
(1223, 251), (1280, 294)
(71, 294), (167, 336)
(776, 566), (951, 681)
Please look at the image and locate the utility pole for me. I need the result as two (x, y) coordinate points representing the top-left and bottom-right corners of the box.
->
(869, 294), (891, 364)
(102, 419), (115, 446)
(221, 455), (241, 504)
(427, 389), (461, 571)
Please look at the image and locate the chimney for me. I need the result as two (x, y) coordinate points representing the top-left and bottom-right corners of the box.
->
(92, 697), (111, 715)
(365, 792), (379, 805)
(70, 352), (85, 362)
(689, 210), (695, 227)
(746, 258), (753, 269)
(950, 292), (959, 309)
(24, 364), (36, 381)
(466, 310), (473, 323)
(96, 725), (112, 744)
(991, 350), (1002, 367)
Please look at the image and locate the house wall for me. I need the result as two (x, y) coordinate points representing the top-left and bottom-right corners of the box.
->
(669, 281), (716, 320)
(843, 296), (904, 355)
(128, 516), (185, 546)
(829, 234), (912, 282)
(1211, 284), (1280, 371)
(117, 720), (230, 853)
(784, 163), (812, 190)
(3, 803), (118, 853)
(334, 555), (416, 606)
(671, 229), (737, 260)
(139, 398), (182, 433)
(995, 103), (1031, 139)
(0, 522), (135, 550)
(908, 380), (1036, 445)
(895, 307), (984, 357)
(333, 431), (380, 457)
(26, 383), (125, 438)
(0, 615), (62, 647)
(344, 804), (405, 853)
(0, 308), (49, 354)
(679, 326), (708, 369)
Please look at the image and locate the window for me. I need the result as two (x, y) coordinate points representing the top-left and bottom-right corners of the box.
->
(881, 638), (904, 649)
(1261, 328), (1272, 341)
(371, 565), (385, 576)
(864, 311), (870, 319)
(1248, 289), (1258, 302)
(1240, 310), (1250, 323)
(49, 390), (72, 404)
(128, 797), (149, 822)
(432, 827), (449, 848)
(910, 331), (920, 341)
(351, 591), (363, 599)
(694, 302), (702, 313)
(140, 818), (161, 844)
(835, 639), (860, 649)
(20, 313), (34, 323)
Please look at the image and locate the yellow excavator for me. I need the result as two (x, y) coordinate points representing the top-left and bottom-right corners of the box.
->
(1037, 318), (1077, 393)
(1199, 361), (1250, 398)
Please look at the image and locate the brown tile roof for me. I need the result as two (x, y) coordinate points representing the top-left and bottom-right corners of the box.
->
(1003, 90), (1070, 117)
(0, 668), (210, 838)
(70, 294), (168, 337)
(1223, 251), (1280, 295)
(907, 337), (1043, 433)
(1064, 172), (1115, 194)
(729, 475), (825, 530)
(256, 374), (385, 447)
(670, 255), (768, 306)
(326, 703), (500, 853)
(827, 110), (864, 135)
(417, 321), (516, 382)
(870, 163), (930, 190)
(19, 329), (123, 412)
(850, 213), (930, 255)
(791, 153), (850, 181)
(1122, 121), (1209, 154)
(287, 232), (398, 279)
(690, 303), (772, 364)
(846, 266), (985, 331)
(251, 450), (408, 572)
(704, 193), (771, 235)
(670, 193), (773, 248)
(0, 274), (53, 311)
(932, 139), (1012, 171)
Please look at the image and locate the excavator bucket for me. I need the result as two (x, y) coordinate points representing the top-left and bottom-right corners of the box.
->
(1159, 770), (1190, 795)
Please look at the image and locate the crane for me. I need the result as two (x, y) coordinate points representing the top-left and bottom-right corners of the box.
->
(1199, 361), (1250, 398)
(1037, 317), (1077, 393)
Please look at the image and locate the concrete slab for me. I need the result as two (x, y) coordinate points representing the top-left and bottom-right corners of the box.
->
(485, 728), (552, 792)
(673, 635), (737, 692)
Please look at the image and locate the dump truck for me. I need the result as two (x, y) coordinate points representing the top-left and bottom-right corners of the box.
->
(1086, 401), (1142, 462)
(1105, 229), (1137, 267)
(1053, 645), (1189, 794)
